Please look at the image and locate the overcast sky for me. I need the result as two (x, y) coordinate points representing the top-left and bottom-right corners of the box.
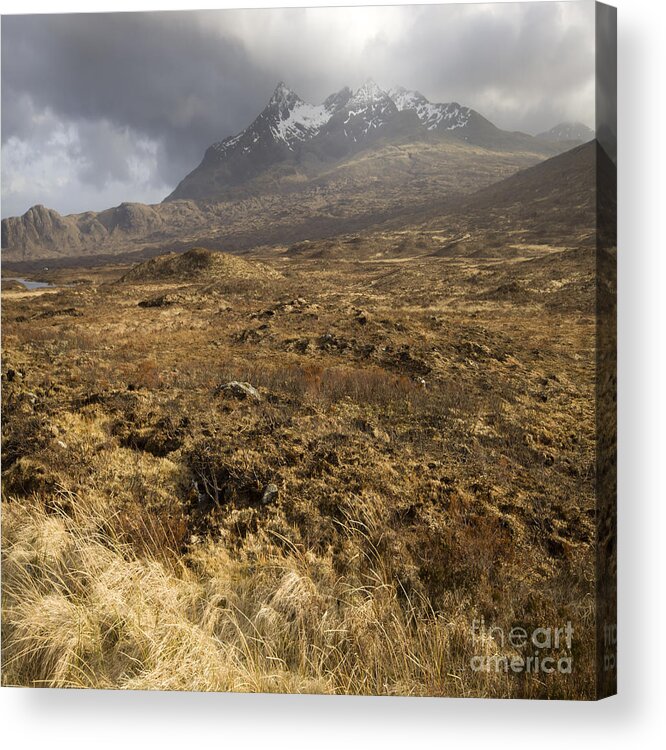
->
(1, 2), (595, 218)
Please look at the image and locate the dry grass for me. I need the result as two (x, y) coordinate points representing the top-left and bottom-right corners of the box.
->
(1, 241), (599, 698)
(2, 492), (590, 697)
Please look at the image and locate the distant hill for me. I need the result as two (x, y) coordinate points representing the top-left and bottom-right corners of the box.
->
(1, 201), (208, 263)
(536, 122), (594, 143)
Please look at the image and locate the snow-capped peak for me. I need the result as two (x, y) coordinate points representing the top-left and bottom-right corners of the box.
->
(336, 80), (398, 141)
(388, 86), (427, 111)
(215, 82), (357, 154)
(269, 99), (330, 148)
(269, 81), (302, 108)
(350, 79), (390, 105)
(388, 86), (471, 131)
(210, 80), (474, 161)
(324, 87), (353, 114)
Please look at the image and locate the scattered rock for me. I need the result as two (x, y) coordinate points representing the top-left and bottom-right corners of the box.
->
(257, 298), (318, 318)
(216, 381), (262, 401)
(353, 308), (370, 325)
(283, 337), (312, 354)
(233, 327), (268, 344)
(34, 307), (82, 320)
(455, 339), (507, 364)
(261, 483), (279, 505)
(318, 332), (349, 352)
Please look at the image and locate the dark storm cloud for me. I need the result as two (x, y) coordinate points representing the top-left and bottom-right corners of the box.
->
(1, 12), (276, 187)
(1, 3), (595, 217)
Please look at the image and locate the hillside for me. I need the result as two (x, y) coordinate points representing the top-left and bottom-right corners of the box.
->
(2, 191), (605, 698)
(1, 201), (208, 264)
(425, 139), (615, 252)
(2, 141), (551, 266)
(280, 139), (615, 265)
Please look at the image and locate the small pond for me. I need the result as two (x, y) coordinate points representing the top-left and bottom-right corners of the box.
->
(4, 277), (55, 290)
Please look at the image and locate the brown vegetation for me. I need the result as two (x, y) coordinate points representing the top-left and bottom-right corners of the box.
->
(2, 228), (599, 697)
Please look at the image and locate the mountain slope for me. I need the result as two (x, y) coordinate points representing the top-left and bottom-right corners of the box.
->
(1, 201), (209, 263)
(2, 136), (546, 265)
(387, 86), (539, 150)
(426, 140), (615, 251)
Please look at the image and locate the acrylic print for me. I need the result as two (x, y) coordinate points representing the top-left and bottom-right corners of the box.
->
(1, 2), (617, 699)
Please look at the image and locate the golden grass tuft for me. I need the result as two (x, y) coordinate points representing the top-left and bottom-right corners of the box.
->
(2, 491), (592, 697)
(0, 495), (462, 695)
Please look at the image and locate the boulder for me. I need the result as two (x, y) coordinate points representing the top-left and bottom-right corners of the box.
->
(216, 381), (262, 401)
(261, 483), (279, 505)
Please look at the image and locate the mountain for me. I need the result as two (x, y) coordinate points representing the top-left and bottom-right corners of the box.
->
(536, 122), (594, 143)
(2, 136), (541, 266)
(166, 80), (558, 202)
(164, 83), (353, 201)
(322, 80), (400, 141)
(389, 86), (471, 131)
(389, 86), (554, 152)
(166, 80), (411, 201)
(3, 80), (570, 264)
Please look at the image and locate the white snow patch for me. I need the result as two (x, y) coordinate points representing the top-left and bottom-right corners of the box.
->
(270, 101), (330, 148)
(389, 87), (470, 131)
(212, 132), (243, 154)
